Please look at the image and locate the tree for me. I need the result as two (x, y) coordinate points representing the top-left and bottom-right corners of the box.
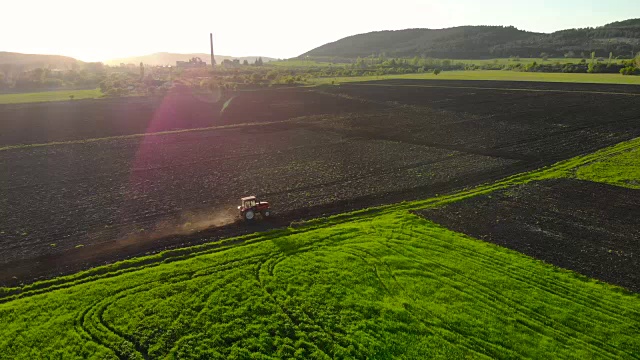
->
(250, 73), (262, 83)
(540, 52), (549, 61)
(32, 68), (45, 83)
(243, 60), (249, 66)
(564, 51), (575, 58)
(266, 70), (279, 80)
(43, 78), (64, 88)
(139, 62), (144, 80)
(620, 66), (640, 76)
(433, 68), (442, 75)
(635, 52), (640, 68)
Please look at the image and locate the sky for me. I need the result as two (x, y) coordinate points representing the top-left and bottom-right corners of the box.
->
(2, 0), (639, 62)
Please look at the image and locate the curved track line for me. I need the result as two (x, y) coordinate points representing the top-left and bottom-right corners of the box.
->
(336, 245), (502, 358)
(77, 255), (264, 358)
(255, 252), (335, 358)
(383, 234), (635, 359)
(402, 225), (640, 321)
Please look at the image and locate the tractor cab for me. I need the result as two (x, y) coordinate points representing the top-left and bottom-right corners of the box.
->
(238, 195), (271, 221)
(240, 196), (257, 210)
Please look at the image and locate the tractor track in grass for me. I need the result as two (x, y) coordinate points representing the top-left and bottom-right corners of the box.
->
(380, 232), (635, 358)
(75, 255), (266, 359)
(395, 223), (640, 322)
(336, 244), (501, 358)
(369, 242), (518, 359)
(255, 253), (335, 358)
(257, 232), (364, 354)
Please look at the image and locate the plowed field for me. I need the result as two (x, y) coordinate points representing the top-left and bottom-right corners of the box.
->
(2, 81), (639, 284)
(419, 179), (640, 292)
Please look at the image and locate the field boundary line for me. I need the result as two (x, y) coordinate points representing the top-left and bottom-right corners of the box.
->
(0, 115), (320, 152)
(400, 136), (640, 211)
(345, 83), (640, 97)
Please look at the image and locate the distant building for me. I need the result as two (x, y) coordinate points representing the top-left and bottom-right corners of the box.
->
(221, 59), (241, 68)
(176, 57), (207, 69)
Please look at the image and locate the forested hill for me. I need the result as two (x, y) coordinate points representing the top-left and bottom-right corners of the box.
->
(0, 52), (82, 69)
(301, 19), (640, 60)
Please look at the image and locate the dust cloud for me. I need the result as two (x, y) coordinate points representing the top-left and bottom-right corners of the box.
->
(110, 207), (239, 248)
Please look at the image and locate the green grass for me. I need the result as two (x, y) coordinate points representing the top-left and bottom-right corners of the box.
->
(454, 58), (626, 66)
(0, 88), (103, 104)
(1, 213), (639, 358)
(2, 137), (640, 358)
(277, 58), (625, 68)
(573, 147), (640, 189)
(310, 70), (640, 86)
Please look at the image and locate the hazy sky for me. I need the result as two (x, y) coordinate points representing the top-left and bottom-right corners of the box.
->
(3, 0), (639, 61)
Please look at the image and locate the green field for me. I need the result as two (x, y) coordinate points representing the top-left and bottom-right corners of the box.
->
(278, 58), (626, 67)
(2, 134), (639, 358)
(310, 70), (640, 86)
(0, 88), (103, 104)
(574, 147), (640, 189)
(453, 57), (626, 66)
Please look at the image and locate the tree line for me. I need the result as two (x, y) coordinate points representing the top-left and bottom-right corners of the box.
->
(0, 63), (105, 91)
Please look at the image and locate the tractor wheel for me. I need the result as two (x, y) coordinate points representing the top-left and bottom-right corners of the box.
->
(244, 210), (255, 221)
(262, 210), (271, 218)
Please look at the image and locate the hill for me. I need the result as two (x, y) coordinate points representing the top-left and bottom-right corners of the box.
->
(301, 19), (640, 59)
(491, 20), (640, 58)
(104, 52), (277, 66)
(0, 52), (83, 69)
(303, 26), (540, 59)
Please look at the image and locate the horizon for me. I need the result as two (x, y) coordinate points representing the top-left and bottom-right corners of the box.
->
(3, 0), (640, 62)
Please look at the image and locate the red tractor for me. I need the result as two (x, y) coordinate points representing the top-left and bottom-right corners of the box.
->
(238, 196), (272, 221)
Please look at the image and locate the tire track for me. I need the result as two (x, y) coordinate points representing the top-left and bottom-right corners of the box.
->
(336, 245), (503, 359)
(76, 255), (265, 359)
(401, 224), (640, 322)
(382, 233), (635, 359)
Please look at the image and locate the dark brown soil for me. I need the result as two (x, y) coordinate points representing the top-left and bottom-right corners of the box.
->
(0, 87), (386, 146)
(326, 81), (640, 162)
(418, 179), (640, 292)
(2, 80), (639, 286)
